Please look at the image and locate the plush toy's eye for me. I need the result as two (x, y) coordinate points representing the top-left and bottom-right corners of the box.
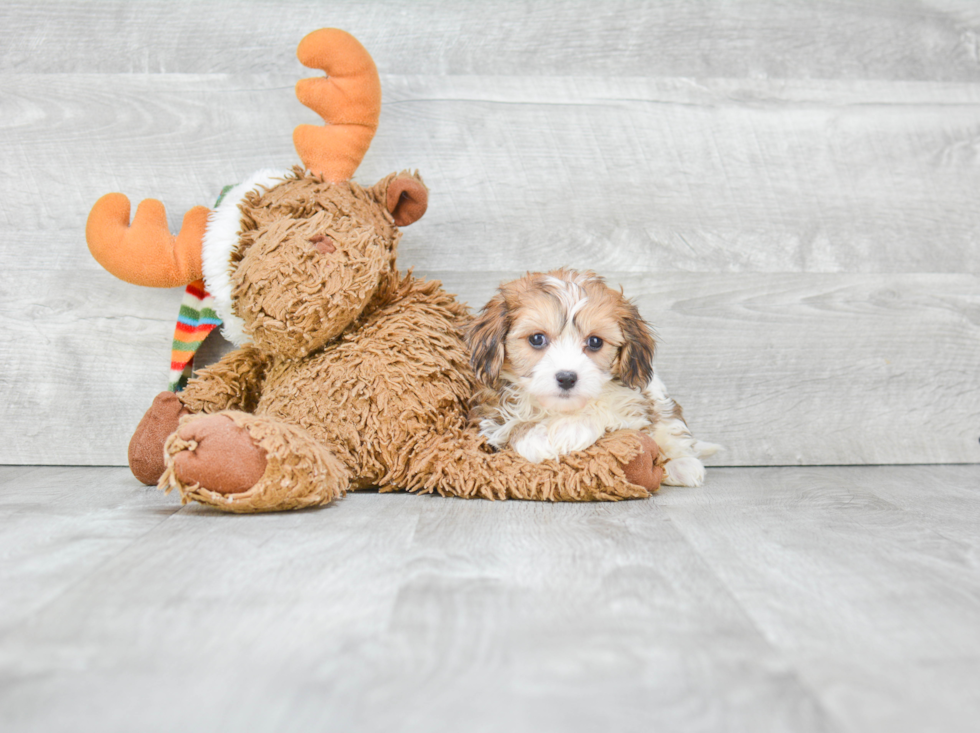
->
(586, 336), (603, 351)
(309, 234), (336, 254)
(528, 333), (549, 349)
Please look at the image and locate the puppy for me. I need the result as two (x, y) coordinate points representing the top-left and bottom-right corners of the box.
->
(467, 269), (718, 487)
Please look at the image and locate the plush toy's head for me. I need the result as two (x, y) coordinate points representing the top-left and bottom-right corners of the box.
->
(85, 28), (428, 359)
(228, 170), (427, 358)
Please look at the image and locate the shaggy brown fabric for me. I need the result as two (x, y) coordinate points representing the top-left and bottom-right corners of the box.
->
(154, 170), (660, 511)
(162, 410), (350, 512)
(177, 345), (268, 415)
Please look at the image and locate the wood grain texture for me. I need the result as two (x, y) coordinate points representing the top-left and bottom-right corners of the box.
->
(0, 268), (180, 466)
(443, 271), (980, 467)
(0, 466), (180, 637)
(3, 0), (980, 80)
(1, 465), (979, 732)
(4, 73), (980, 274)
(1, 2), (979, 466)
(2, 265), (977, 466)
(658, 464), (980, 733)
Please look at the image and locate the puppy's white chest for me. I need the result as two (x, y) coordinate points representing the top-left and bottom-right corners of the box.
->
(479, 381), (652, 463)
(508, 385), (651, 463)
(511, 415), (606, 463)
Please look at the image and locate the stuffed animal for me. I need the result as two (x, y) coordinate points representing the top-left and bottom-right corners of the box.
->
(85, 28), (663, 512)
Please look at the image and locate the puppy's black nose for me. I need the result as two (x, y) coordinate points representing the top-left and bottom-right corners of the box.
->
(556, 371), (578, 390)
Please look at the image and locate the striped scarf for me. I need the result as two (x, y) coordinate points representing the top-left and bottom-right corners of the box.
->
(167, 184), (234, 391)
(168, 281), (222, 391)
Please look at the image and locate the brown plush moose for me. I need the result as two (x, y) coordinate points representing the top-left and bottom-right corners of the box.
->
(85, 28), (662, 512)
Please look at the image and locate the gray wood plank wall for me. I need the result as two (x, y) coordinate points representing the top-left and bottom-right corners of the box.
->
(1, 0), (978, 466)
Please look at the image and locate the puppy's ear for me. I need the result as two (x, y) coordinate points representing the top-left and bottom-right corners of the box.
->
(468, 293), (510, 387)
(617, 301), (655, 389)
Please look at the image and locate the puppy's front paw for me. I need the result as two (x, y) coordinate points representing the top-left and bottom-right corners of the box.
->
(663, 456), (705, 487)
(511, 423), (554, 463)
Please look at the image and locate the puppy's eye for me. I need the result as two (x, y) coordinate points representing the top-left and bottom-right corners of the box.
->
(528, 333), (549, 349)
(586, 336), (603, 351)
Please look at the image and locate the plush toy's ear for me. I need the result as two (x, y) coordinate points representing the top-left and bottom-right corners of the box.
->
(468, 292), (511, 387)
(617, 301), (656, 389)
(385, 173), (428, 226)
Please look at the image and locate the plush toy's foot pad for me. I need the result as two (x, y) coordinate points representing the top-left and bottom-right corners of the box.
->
(160, 411), (351, 512)
(129, 391), (191, 485)
(622, 433), (664, 494)
(170, 414), (268, 495)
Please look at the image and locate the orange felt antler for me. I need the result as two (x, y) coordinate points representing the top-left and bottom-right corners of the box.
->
(293, 28), (382, 182)
(86, 193), (209, 288)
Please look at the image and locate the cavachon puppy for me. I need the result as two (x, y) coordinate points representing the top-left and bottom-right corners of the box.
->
(468, 269), (718, 486)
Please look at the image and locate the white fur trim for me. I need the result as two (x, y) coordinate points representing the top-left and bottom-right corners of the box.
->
(201, 169), (289, 345)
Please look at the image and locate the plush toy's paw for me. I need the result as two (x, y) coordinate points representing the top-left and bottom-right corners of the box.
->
(129, 391), (191, 485)
(161, 411), (350, 512)
(171, 414), (268, 495)
(622, 433), (664, 494)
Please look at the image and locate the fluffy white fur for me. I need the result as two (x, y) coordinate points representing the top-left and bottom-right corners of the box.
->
(201, 168), (289, 345)
(528, 332), (607, 412)
(481, 378), (650, 462)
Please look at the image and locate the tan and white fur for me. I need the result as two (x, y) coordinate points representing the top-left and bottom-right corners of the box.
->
(468, 269), (718, 487)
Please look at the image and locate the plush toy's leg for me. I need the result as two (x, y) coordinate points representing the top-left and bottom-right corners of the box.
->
(159, 411), (350, 512)
(391, 427), (662, 501)
(129, 391), (192, 485)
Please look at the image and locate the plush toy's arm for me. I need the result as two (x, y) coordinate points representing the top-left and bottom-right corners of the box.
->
(389, 426), (662, 501)
(178, 345), (269, 414)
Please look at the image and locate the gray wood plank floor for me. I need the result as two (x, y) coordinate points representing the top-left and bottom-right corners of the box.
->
(1, 465), (978, 733)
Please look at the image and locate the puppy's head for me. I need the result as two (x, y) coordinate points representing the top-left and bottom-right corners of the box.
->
(468, 269), (655, 412)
